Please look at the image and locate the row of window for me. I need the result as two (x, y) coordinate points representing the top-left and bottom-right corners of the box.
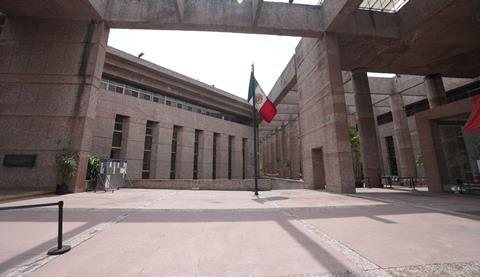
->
(109, 115), (248, 179)
(377, 81), (480, 126)
(100, 78), (249, 125)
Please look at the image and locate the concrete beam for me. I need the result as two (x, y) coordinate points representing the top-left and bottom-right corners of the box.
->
(0, 0), (103, 20)
(276, 104), (299, 115)
(268, 56), (297, 104)
(104, 0), (325, 37)
(321, 0), (363, 31)
(174, 0), (185, 23)
(252, 0), (263, 26)
(397, 0), (454, 38)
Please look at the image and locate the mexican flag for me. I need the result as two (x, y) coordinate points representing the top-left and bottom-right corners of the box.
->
(247, 70), (277, 123)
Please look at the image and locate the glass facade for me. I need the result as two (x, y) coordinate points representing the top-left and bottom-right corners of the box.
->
(228, 136), (234, 179)
(385, 136), (398, 175)
(212, 133), (219, 179)
(242, 138), (247, 179)
(142, 121), (155, 179)
(193, 130), (201, 179)
(110, 115), (125, 159)
(432, 114), (480, 191)
(101, 78), (250, 125)
(170, 126), (180, 179)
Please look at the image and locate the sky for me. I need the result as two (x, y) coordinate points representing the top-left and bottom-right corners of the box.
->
(107, 29), (302, 100)
(106, 0), (397, 100)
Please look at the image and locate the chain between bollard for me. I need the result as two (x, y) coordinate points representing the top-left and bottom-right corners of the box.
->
(0, 201), (71, 255)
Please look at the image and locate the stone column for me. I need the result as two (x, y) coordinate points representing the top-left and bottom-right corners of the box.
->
(123, 118), (147, 179)
(280, 124), (288, 178)
(389, 87), (417, 177)
(289, 119), (301, 180)
(275, 129), (283, 176)
(295, 34), (355, 193)
(232, 137), (243, 179)
(216, 134), (229, 179)
(0, 18), (109, 192)
(351, 69), (382, 187)
(264, 137), (270, 174)
(152, 123), (173, 179)
(260, 139), (266, 175)
(199, 131), (213, 179)
(425, 73), (447, 108)
(176, 127), (195, 179)
(270, 132), (277, 175)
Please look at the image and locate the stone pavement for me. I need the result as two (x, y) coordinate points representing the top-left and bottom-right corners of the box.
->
(0, 189), (479, 276)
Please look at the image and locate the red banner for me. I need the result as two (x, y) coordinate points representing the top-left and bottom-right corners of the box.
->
(463, 95), (480, 132)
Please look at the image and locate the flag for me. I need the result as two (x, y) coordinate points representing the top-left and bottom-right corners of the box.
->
(463, 95), (480, 132)
(248, 70), (277, 123)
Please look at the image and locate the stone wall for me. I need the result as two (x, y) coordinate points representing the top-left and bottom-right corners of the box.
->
(92, 89), (254, 180)
(129, 179), (272, 191)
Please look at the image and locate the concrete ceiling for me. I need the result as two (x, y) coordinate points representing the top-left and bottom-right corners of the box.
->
(1, 0), (478, 77)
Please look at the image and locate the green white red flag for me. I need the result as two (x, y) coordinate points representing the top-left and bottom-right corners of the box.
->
(463, 95), (480, 132)
(247, 70), (277, 123)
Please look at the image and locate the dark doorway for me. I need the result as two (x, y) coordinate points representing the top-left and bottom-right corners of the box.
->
(385, 136), (398, 175)
(312, 148), (326, 189)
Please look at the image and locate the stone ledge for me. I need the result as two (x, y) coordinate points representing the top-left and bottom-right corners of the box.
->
(129, 179), (272, 191)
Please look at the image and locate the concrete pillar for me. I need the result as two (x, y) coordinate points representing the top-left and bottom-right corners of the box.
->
(351, 69), (382, 187)
(280, 124), (288, 178)
(232, 137), (243, 179)
(260, 140), (266, 175)
(275, 130), (283, 176)
(289, 119), (301, 180)
(270, 133), (277, 175)
(216, 134), (229, 178)
(245, 137), (254, 178)
(0, 18), (109, 192)
(425, 73), (447, 108)
(176, 127), (195, 179)
(284, 123), (292, 179)
(296, 34), (355, 193)
(389, 87), (417, 177)
(152, 123), (173, 179)
(264, 137), (270, 174)
(199, 131), (213, 179)
(123, 118), (147, 179)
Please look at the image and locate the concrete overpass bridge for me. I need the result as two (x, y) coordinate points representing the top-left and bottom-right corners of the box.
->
(1, 0), (480, 192)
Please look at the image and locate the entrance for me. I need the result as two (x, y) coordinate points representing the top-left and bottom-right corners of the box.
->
(312, 148), (326, 190)
(432, 114), (480, 192)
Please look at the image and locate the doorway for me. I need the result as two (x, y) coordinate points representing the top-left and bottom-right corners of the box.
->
(312, 148), (326, 189)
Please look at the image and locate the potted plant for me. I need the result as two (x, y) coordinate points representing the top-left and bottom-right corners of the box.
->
(86, 155), (101, 191)
(55, 151), (78, 195)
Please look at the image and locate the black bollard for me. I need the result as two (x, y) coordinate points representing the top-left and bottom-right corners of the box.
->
(47, 201), (71, 255)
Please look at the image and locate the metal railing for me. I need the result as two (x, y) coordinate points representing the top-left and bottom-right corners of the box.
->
(380, 176), (427, 190)
(0, 201), (71, 255)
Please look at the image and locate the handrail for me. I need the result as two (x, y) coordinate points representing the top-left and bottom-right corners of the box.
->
(0, 201), (71, 255)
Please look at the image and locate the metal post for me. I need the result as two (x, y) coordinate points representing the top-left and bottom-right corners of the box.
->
(47, 201), (71, 255)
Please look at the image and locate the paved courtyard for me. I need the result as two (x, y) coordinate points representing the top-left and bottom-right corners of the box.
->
(1, 188), (480, 276)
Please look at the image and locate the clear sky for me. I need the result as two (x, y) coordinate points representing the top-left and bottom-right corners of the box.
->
(107, 29), (302, 100)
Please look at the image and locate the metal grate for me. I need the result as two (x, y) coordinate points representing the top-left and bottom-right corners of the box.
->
(358, 0), (409, 13)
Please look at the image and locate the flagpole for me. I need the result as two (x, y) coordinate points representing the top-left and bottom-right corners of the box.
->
(252, 64), (259, 196)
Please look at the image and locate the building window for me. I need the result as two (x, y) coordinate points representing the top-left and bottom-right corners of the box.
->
(142, 121), (155, 179)
(385, 136), (399, 175)
(242, 138), (247, 179)
(110, 115), (125, 159)
(228, 136), (234, 179)
(377, 112), (393, 126)
(405, 99), (429, 117)
(170, 126), (180, 179)
(193, 130), (202, 179)
(213, 133), (219, 179)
